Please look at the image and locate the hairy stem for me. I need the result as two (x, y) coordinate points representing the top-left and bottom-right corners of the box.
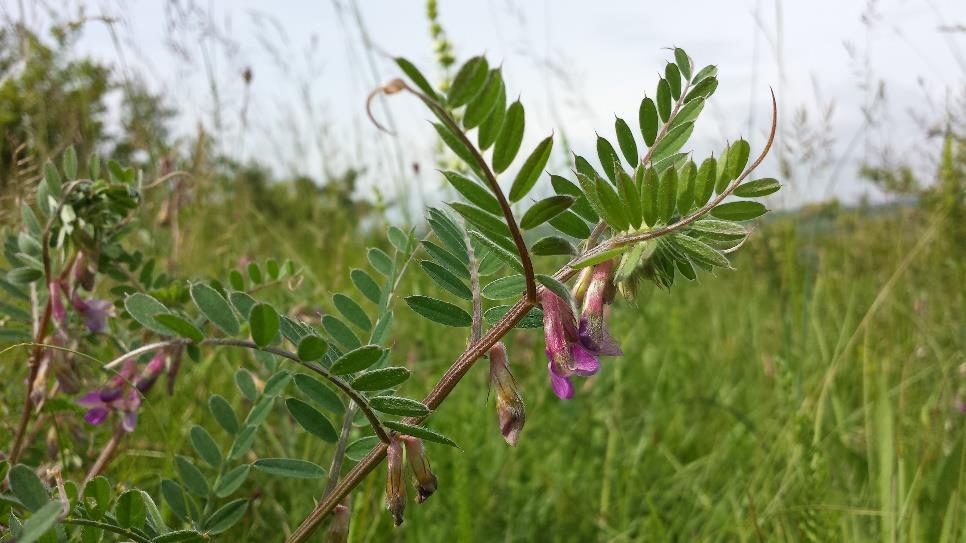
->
(323, 402), (358, 496)
(462, 221), (483, 343)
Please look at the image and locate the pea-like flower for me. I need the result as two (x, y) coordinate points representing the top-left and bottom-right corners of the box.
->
(400, 435), (438, 503)
(541, 290), (601, 400)
(578, 260), (623, 357)
(385, 436), (406, 526)
(70, 292), (113, 334)
(48, 281), (66, 326)
(488, 342), (525, 445)
(76, 351), (166, 432)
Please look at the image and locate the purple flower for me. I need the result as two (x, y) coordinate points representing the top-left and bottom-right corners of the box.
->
(488, 342), (525, 445)
(578, 260), (623, 357)
(70, 292), (113, 333)
(76, 352), (167, 432)
(541, 290), (601, 400)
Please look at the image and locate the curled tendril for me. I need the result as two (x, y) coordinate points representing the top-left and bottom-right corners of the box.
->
(366, 78), (408, 135)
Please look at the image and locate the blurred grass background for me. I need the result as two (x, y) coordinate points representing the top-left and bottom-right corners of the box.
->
(1, 2), (964, 541)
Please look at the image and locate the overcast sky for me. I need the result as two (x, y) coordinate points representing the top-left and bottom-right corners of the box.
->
(9, 0), (966, 209)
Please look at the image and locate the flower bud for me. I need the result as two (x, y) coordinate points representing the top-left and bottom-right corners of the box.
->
(323, 498), (350, 543)
(488, 342), (525, 446)
(48, 281), (66, 326)
(400, 435), (438, 502)
(385, 436), (406, 526)
(135, 351), (166, 393)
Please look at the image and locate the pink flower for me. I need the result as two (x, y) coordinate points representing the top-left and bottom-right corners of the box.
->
(70, 292), (113, 333)
(76, 352), (166, 432)
(577, 260), (623, 357)
(49, 281), (66, 325)
(541, 290), (601, 400)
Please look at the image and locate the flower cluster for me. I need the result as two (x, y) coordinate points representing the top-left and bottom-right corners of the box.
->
(542, 260), (622, 399)
(76, 350), (167, 432)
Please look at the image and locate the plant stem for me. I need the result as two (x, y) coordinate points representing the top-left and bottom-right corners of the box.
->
(323, 402), (359, 497)
(285, 270), (580, 542)
(84, 423), (125, 483)
(60, 518), (152, 543)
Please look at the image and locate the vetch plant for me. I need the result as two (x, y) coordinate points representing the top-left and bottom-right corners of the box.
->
(1, 47), (778, 542)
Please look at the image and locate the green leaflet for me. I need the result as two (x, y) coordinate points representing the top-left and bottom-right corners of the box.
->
(639, 97), (659, 147)
(448, 202), (511, 241)
(733, 177), (780, 197)
(482, 274), (525, 300)
(405, 295), (472, 327)
(448, 56), (489, 107)
(249, 303), (280, 347)
(395, 57), (438, 100)
(651, 121), (694, 164)
(615, 117), (639, 164)
(442, 170), (501, 215)
(674, 47), (692, 80)
(665, 62), (682, 100)
(509, 135), (554, 202)
(478, 79), (506, 150)
(617, 169), (642, 228)
(333, 293), (371, 331)
(330, 345), (384, 375)
(464, 69), (504, 129)
(709, 201), (768, 221)
(656, 78), (672, 122)
(419, 260), (472, 300)
(520, 195), (575, 230)
(285, 398), (337, 442)
(492, 101), (525, 173)
(595, 176), (630, 231)
(656, 167), (678, 225)
(596, 135), (622, 183)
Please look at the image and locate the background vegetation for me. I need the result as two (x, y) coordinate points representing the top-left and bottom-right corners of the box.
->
(1, 2), (964, 541)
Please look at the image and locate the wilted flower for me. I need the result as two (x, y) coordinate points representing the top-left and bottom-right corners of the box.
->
(323, 498), (350, 543)
(400, 435), (438, 503)
(385, 436), (406, 526)
(76, 351), (166, 432)
(48, 281), (66, 326)
(541, 290), (600, 400)
(72, 252), (95, 291)
(70, 292), (113, 333)
(578, 260), (623, 357)
(488, 342), (525, 445)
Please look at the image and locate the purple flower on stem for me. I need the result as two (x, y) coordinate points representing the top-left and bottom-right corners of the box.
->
(70, 292), (113, 333)
(578, 259), (623, 357)
(76, 351), (166, 432)
(541, 290), (601, 400)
